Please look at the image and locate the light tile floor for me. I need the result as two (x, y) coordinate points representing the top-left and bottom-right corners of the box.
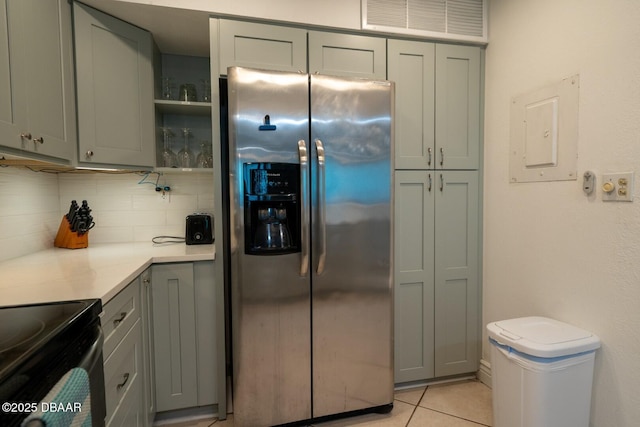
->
(158, 380), (492, 427)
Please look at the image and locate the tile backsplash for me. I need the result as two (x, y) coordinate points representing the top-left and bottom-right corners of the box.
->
(0, 167), (62, 262)
(0, 167), (214, 263)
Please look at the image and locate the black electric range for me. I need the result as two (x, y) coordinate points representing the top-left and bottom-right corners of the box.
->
(0, 299), (105, 426)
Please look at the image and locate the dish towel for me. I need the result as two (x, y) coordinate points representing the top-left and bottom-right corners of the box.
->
(21, 368), (92, 427)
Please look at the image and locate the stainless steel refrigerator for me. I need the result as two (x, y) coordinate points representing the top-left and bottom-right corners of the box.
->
(227, 66), (394, 427)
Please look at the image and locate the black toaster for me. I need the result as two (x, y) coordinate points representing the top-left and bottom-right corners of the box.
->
(185, 214), (213, 245)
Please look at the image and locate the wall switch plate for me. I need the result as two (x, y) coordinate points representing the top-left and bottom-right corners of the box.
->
(602, 172), (634, 202)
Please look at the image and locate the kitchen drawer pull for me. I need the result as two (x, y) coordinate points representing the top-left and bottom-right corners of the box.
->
(20, 132), (32, 140)
(33, 137), (44, 144)
(113, 312), (127, 326)
(116, 372), (130, 390)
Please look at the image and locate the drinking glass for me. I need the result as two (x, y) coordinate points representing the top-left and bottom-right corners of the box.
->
(161, 76), (174, 100)
(196, 141), (213, 168)
(177, 128), (194, 168)
(201, 79), (211, 102)
(178, 83), (197, 102)
(160, 127), (177, 167)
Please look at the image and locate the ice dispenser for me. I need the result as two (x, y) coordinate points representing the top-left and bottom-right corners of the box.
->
(243, 163), (300, 255)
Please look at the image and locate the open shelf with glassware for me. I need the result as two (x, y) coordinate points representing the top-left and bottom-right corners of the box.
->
(154, 54), (213, 171)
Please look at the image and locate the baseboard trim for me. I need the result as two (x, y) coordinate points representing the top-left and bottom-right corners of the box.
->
(478, 358), (491, 387)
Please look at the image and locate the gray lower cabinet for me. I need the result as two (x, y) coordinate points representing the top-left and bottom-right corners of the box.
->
(140, 268), (156, 426)
(394, 170), (479, 383)
(73, 2), (154, 168)
(0, 0), (75, 163)
(102, 278), (145, 427)
(389, 40), (481, 170)
(151, 261), (217, 413)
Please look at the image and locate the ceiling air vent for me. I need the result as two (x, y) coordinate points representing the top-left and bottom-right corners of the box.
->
(363, 0), (487, 44)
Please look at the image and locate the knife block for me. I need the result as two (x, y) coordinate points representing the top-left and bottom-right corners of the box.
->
(54, 216), (88, 249)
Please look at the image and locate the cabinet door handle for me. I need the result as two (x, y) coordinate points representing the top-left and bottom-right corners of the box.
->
(116, 372), (130, 390)
(113, 312), (127, 326)
(440, 174), (444, 192)
(440, 147), (444, 166)
(20, 132), (32, 140)
(427, 147), (432, 166)
(86, 150), (94, 158)
(33, 137), (44, 144)
(428, 174), (432, 192)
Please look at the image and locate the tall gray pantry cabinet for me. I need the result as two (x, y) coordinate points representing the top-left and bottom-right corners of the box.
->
(389, 41), (481, 383)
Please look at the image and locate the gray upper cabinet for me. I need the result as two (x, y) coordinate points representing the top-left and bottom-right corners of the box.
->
(218, 20), (307, 75)
(0, 0), (75, 162)
(389, 41), (481, 170)
(388, 40), (435, 170)
(435, 44), (481, 170)
(74, 2), (154, 168)
(308, 31), (386, 79)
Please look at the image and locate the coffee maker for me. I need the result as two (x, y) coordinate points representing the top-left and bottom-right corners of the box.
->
(243, 163), (300, 255)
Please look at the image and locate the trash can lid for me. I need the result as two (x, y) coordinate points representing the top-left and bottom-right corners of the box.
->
(487, 316), (601, 358)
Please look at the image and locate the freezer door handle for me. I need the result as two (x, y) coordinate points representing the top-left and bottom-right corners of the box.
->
(315, 139), (326, 274)
(298, 140), (310, 276)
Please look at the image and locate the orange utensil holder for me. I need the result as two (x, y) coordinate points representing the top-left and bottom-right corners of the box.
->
(54, 216), (89, 249)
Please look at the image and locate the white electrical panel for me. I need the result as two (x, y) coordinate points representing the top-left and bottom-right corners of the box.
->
(510, 75), (580, 183)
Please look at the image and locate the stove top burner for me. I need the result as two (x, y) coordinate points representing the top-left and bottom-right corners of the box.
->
(0, 300), (97, 377)
(0, 318), (45, 354)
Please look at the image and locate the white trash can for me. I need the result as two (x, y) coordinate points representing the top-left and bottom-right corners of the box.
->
(487, 316), (600, 427)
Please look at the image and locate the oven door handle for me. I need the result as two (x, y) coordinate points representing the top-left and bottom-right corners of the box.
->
(79, 325), (104, 373)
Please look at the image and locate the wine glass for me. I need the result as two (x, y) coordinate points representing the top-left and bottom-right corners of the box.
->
(196, 141), (213, 168)
(160, 127), (177, 167)
(177, 128), (194, 168)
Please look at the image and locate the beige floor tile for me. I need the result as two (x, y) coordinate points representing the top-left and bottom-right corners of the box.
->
(312, 400), (415, 427)
(157, 417), (216, 427)
(408, 407), (485, 427)
(211, 414), (234, 426)
(394, 386), (426, 406)
(419, 380), (492, 426)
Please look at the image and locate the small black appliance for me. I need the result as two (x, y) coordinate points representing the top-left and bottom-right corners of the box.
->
(186, 214), (213, 245)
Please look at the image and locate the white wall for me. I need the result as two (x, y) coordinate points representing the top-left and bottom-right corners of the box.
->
(484, 0), (640, 425)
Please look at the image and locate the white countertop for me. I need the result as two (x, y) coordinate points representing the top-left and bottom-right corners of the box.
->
(0, 242), (215, 307)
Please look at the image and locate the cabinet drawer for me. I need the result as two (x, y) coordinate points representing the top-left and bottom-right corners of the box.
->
(102, 278), (141, 359)
(104, 319), (142, 426)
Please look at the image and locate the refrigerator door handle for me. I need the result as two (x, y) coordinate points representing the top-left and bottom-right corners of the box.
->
(315, 139), (326, 275)
(298, 139), (310, 276)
